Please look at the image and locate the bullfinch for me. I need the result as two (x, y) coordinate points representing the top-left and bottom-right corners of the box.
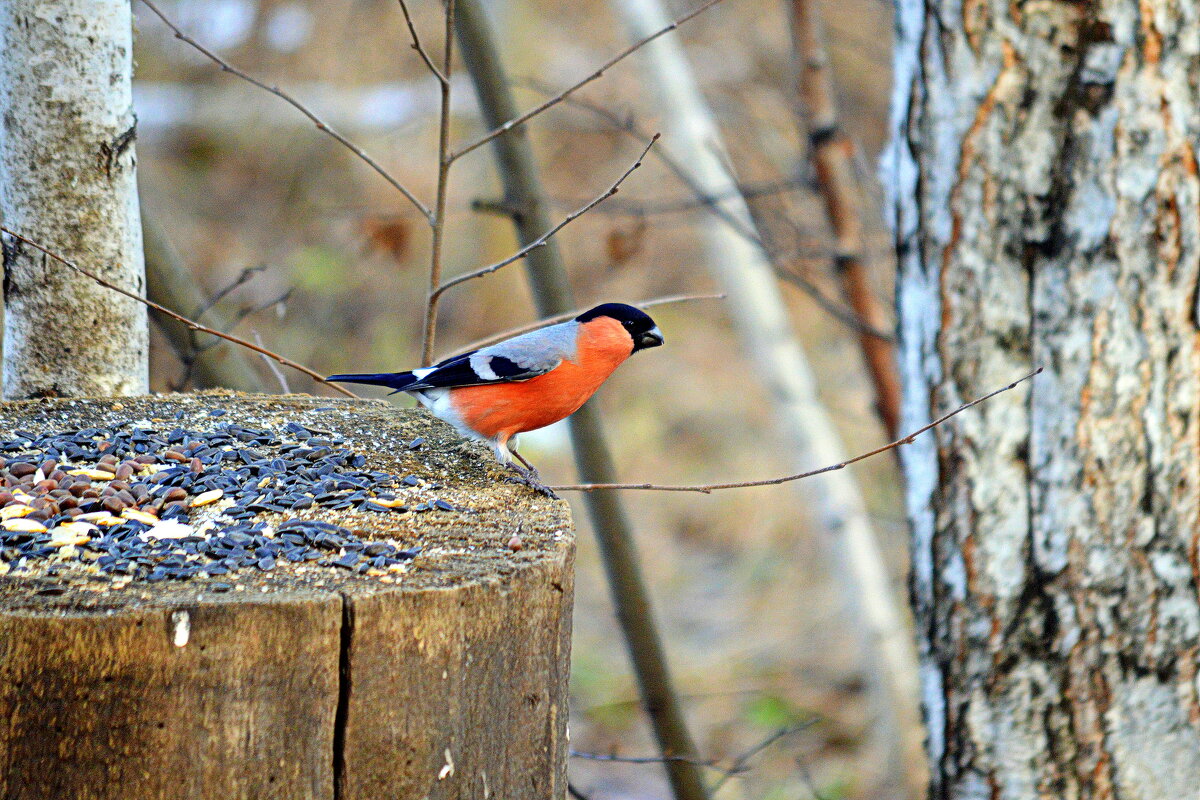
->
(326, 303), (663, 494)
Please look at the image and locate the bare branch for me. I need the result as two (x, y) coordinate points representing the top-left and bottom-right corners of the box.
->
(137, 0), (433, 223)
(570, 751), (713, 766)
(513, 80), (761, 243)
(195, 264), (265, 320)
(708, 722), (816, 793)
(232, 287), (294, 326)
(552, 368), (1042, 492)
(774, 263), (893, 343)
(515, 83), (891, 344)
(397, 0), (447, 83)
(569, 720), (816, 788)
(446, 292), (724, 356)
(1, 226), (357, 398)
(432, 135), (658, 299)
(448, 0), (725, 162)
(418, 0), (458, 366)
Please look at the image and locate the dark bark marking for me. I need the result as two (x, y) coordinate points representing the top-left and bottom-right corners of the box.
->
(99, 118), (137, 178)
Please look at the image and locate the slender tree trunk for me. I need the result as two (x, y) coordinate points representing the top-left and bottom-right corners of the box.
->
(886, 0), (1200, 796)
(613, 1), (924, 796)
(789, 0), (902, 440)
(453, 4), (711, 800)
(0, 0), (147, 398)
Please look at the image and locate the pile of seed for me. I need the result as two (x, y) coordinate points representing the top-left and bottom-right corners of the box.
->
(0, 415), (458, 583)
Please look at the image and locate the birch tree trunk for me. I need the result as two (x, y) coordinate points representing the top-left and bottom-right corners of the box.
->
(0, 0), (148, 398)
(614, 1), (925, 796)
(885, 0), (1200, 796)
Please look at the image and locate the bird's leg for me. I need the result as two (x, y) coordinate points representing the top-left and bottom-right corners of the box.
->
(510, 447), (541, 481)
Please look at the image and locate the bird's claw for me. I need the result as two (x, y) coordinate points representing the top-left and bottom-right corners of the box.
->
(504, 463), (559, 499)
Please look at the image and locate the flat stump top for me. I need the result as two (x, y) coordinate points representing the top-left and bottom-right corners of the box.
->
(0, 391), (573, 613)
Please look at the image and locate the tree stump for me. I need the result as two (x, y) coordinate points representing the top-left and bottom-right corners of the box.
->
(0, 393), (575, 800)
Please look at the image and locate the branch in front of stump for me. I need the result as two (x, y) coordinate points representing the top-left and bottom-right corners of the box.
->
(137, 0), (433, 224)
(0, 226), (356, 398)
(552, 368), (1043, 492)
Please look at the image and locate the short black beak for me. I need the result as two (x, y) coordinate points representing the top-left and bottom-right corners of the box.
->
(637, 327), (664, 350)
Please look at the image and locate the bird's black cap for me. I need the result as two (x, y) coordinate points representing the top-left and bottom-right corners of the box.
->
(575, 303), (664, 352)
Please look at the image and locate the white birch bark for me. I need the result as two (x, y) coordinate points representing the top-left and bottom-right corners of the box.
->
(612, 1), (925, 795)
(0, 0), (148, 397)
(885, 0), (1200, 796)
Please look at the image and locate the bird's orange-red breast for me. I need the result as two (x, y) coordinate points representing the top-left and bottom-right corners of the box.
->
(449, 315), (634, 444)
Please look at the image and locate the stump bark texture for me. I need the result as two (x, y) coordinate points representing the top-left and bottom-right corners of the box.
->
(886, 0), (1200, 797)
(0, 395), (574, 799)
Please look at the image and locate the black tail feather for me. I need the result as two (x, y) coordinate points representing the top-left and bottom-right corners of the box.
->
(325, 372), (417, 392)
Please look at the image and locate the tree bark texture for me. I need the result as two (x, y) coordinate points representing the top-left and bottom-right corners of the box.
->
(886, 0), (1200, 797)
(0, 0), (148, 398)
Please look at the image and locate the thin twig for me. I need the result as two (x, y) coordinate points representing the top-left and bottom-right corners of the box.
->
(396, 0), (447, 83)
(774, 262), (893, 343)
(516, 83), (891, 343)
(419, 0), (458, 366)
(252, 329), (291, 393)
(194, 264), (265, 320)
(137, 0), (433, 223)
(432, 135), (658, 299)
(569, 720), (815, 787)
(795, 755), (832, 800)
(571, 751), (713, 766)
(708, 722), (816, 793)
(567, 783), (592, 800)
(552, 368), (1042, 492)
(232, 287), (294, 326)
(519, 82), (761, 244)
(445, 292), (724, 356)
(0, 226), (357, 398)
(448, 0), (725, 162)
(514, 175), (813, 217)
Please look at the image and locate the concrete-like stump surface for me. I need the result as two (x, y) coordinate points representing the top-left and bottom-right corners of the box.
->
(0, 392), (575, 800)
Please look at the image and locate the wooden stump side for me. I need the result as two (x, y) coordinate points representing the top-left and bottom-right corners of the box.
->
(340, 555), (575, 800)
(0, 593), (343, 800)
(0, 394), (577, 800)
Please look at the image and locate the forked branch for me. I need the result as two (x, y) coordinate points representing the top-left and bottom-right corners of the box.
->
(0, 227), (357, 398)
(396, 0), (448, 83)
(138, 0), (433, 223)
(431, 135), (658, 300)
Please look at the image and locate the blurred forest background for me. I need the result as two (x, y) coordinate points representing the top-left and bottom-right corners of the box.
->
(134, 0), (899, 797)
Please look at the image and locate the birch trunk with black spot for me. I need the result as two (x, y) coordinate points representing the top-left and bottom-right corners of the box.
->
(0, 0), (148, 398)
(885, 0), (1200, 796)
